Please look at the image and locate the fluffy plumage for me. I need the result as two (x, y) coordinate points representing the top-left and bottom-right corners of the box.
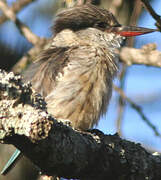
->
(23, 4), (124, 130)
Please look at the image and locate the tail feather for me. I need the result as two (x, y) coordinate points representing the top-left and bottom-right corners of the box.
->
(1, 149), (22, 175)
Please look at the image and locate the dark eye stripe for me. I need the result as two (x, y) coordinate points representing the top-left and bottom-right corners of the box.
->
(97, 22), (108, 28)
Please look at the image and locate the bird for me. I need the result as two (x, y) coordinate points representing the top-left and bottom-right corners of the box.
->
(1, 3), (156, 177)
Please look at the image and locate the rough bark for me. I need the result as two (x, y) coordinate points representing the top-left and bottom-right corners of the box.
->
(0, 70), (161, 180)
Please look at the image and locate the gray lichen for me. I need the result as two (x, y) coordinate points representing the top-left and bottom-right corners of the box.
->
(0, 69), (53, 143)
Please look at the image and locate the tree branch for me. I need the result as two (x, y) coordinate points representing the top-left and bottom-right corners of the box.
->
(12, 38), (48, 73)
(115, 0), (142, 136)
(0, 1), (41, 45)
(120, 43), (161, 68)
(0, 0), (36, 25)
(0, 69), (161, 179)
(140, 0), (161, 31)
(113, 85), (161, 137)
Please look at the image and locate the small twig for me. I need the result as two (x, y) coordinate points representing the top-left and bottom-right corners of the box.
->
(116, 0), (142, 136)
(140, 0), (161, 31)
(12, 38), (48, 73)
(0, 1), (40, 45)
(0, 0), (36, 25)
(127, 0), (142, 47)
(113, 85), (161, 137)
(116, 65), (127, 136)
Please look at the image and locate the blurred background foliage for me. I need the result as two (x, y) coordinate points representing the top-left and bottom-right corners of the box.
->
(0, 0), (161, 179)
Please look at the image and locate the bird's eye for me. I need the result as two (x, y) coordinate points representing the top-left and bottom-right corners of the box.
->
(95, 22), (108, 29)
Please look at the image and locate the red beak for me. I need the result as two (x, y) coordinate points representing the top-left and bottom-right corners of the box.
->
(108, 26), (158, 37)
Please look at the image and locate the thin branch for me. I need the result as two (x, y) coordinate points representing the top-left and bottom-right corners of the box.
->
(120, 43), (161, 68)
(0, 0), (36, 25)
(113, 85), (161, 137)
(0, 1), (41, 45)
(116, 65), (127, 136)
(12, 38), (48, 73)
(140, 0), (161, 31)
(127, 0), (142, 46)
(116, 0), (142, 136)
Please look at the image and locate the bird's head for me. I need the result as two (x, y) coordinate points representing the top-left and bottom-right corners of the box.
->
(53, 4), (157, 37)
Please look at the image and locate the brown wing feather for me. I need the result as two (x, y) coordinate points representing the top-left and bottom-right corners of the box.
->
(23, 46), (70, 97)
